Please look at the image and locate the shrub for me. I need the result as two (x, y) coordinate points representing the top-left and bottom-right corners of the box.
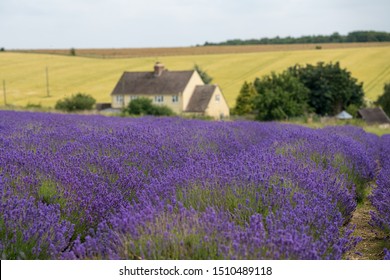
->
(150, 105), (175, 116)
(125, 97), (153, 115)
(346, 104), (359, 118)
(55, 93), (96, 112)
(25, 103), (42, 109)
(375, 82), (390, 117)
(125, 97), (174, 116)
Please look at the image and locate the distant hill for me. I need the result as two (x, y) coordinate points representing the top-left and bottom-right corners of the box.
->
(1, 43), (389, 109)
(204, 31), (390, 46)
(8, 42), (390, 59)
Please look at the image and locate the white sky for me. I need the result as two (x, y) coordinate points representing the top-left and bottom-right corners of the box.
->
(0, 0), (389, 49)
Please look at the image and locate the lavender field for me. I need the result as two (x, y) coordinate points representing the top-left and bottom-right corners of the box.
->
(0, 111), (388, 260)
(370, 134), (390, 260)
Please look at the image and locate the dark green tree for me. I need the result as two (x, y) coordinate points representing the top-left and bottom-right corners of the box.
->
(125, 97), (174, 116)
(375, 82), (390, 117)
(126, 97), (153, 115)
(204, 31), (390, 46)
(55, 93), (96, 112)
(149, 105), (175, 116)
(194, 64), (213, 84)
(346, 103), (360, 118)
(253, 71), (310, 121)
(234, 81), (258, 115)
(288, 62), (364, 116)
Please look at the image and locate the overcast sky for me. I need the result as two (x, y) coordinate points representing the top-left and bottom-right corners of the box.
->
(1, 0), (389, 49)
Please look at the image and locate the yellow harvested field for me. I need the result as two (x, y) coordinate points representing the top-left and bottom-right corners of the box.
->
(1, 44), (389, 108)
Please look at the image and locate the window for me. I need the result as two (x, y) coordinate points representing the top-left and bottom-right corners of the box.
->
(155, 96), (164, 103)
(215, 94), (220, 102)
(172, 95), (179, 103)
(115, 95), (124, 105)
(130, 95), (138, 101)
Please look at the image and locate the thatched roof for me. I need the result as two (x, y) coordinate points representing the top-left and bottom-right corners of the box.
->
(185, 85), (216, 112)
(357, 107), (390, 124)
(111, 70), (195, 95)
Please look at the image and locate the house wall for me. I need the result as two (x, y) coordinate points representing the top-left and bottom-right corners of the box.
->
(112, 94), (183, 114)
(182, 71), (204, 111)
(112, 95), (125, 109)
(205, 87), (230, 119)
(153, 94), (182, 114)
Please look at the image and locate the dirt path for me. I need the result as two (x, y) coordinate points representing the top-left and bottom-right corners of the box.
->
(345, 187), (385, 260)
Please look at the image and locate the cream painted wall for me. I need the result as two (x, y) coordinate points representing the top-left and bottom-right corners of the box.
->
(112, 95), (124, 109)
(156, 94), (182, 114)
(205, 87), (230, 119)
(182, 71), (204, 111)
(112, 94), (182, 114)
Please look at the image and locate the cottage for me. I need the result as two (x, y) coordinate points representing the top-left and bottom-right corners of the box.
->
(111, 63), (230, 119)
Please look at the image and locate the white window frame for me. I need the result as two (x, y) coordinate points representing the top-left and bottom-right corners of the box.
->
(115, 95), (124, 105)
(130, 95), (138, 101)
(172, 95), (179, 103)
(155, 95), (164, 103)
(215, 94), (220, 103)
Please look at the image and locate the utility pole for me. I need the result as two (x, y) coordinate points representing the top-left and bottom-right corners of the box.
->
(46, 66), (50, 97)
(2, 80), (6, 106)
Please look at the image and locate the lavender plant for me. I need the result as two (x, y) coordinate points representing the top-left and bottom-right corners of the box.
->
(0, 183), (74, 259)
(0, 111), (380, 259)
(370, 135), (390, 258)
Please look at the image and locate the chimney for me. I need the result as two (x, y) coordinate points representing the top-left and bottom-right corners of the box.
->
(154, 62), (164, 77)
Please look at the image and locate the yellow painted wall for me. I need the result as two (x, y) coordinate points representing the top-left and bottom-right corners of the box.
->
(112, 93), (183, 114)
(205, 87), (230, 119)
(182, 71), (204, 110)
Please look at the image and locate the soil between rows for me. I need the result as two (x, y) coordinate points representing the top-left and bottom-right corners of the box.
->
(345, 185), (386, 260)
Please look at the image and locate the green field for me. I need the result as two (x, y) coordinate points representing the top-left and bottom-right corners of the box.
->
(1, 44), (389, 108)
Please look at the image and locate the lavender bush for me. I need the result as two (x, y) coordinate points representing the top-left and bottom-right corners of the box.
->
(0, 176), (74, 259)
(370, 134), (390, 257)
(0, 111), (381, 259)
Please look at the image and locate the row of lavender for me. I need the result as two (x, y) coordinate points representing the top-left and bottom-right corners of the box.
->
(370, 134), (390, 259)
(0, 111), (380, 259)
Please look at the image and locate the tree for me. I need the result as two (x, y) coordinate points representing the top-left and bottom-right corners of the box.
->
(204, 31), (390, 46)
(234, 81), (258, 115)
(253, 71), (310, 121)
(125, 97), (174, 116)
(55, 93), (96, 112)
(375, 82), (390, 117)
(346, 104), (359, 118)
(288, 62), (364, 116)
(194, 64), (213, 84)
(126, 97), (153, 115)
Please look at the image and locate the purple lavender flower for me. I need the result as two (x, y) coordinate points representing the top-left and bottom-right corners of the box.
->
(0, 111), (381, 259)
(369, 135), (390, 259)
